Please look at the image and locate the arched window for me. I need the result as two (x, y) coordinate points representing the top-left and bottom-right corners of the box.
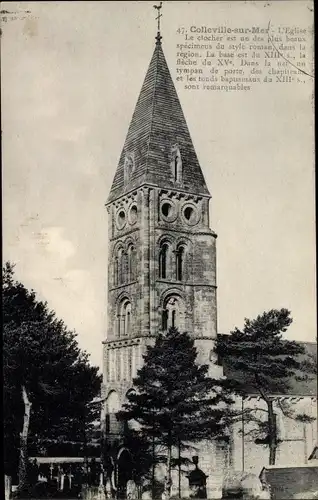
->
(162, 296), (184, 331)
(127, 310), (131, 334)
(159, 243), (169, 279)
(176, 246), (185, 281)
(117, 249), (128, 285)
(119, 300), (132, 337)
(108, 391), (120, 411)
(127, 245), (136, 282)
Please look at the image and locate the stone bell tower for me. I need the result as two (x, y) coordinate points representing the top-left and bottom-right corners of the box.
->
(102, 29), (219, 464)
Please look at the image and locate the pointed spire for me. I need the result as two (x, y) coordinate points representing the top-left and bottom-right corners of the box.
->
(107, 20), (210, 203)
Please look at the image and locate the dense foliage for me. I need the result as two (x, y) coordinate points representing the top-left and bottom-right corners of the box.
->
(119, 327), (234, 495)
(215, 308), (316, 464)
(3, 262), (102, 485)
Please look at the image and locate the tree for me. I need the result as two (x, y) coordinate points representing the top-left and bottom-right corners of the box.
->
(215, 308), (316, 465)
(118, 327), (234, 498)
(3, 262), (102, 491)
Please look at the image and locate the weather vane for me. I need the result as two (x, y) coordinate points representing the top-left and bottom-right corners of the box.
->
(153, 1), (163, 34)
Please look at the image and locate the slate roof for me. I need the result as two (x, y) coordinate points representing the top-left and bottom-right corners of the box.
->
(217, 335), (317, 397)
(107, 38), (210, 203)
(260, 465), (318, 500)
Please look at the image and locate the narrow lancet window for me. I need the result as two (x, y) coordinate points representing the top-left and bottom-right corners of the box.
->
(119, 300), (132, 337)
(126, 310), (131, 335)
(162, 309), (168, 331)
(172, 309), (176, 328)
(176, 246), (185, 281)
(174, 156), (178, 181)
(159, 243), (169, 279)
(118, 249), (124, 284)
(171, 145), (182, 182)
(162, 296), (183, 331)
(128, 245), (136, 282)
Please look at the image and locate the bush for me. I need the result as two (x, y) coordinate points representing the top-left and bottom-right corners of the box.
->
(222, 471), (270, 499)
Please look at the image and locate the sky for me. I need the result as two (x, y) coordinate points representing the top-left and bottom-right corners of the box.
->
(2, 1), (316, 370)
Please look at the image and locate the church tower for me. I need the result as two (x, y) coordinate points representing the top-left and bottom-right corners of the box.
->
(102, 28), (219, 477)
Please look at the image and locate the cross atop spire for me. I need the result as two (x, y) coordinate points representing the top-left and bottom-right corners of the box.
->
(153, 1), (163, 44)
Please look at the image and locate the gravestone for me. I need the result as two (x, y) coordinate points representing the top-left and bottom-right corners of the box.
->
(187, 456), (208, 499)
(5, 475), (11, 500)
(82, 484), (107, 500)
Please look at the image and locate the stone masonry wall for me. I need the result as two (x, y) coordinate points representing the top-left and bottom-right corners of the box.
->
(231, 396), (318, 475)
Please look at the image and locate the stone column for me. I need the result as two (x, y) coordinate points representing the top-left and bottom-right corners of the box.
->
(140, 188), (150, 336)
(120, 349), (125, 381)
(104, 348), (108, 382)
(149, 188), (156, 333)
(203, 198), (210, 227)
(106, 204), (113, 241)
(109, 349), (113, 382)
(132, 345), (136, 379)
(128, 346), (132, 380)
(211, 233), (218, 337)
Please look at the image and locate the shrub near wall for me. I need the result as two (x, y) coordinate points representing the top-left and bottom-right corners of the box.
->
(222, 471), (270, 500)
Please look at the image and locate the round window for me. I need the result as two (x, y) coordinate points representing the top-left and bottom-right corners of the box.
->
(182, 204), (199, 225)
(116, 209), (126, 229)
(128, 204), (138, 225)
(160, 200), (177, 222)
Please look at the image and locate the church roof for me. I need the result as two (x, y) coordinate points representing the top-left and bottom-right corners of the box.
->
(217, 335), (317, 397)
(107, 37), (210, 203)
(308, 445), (318, 461)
